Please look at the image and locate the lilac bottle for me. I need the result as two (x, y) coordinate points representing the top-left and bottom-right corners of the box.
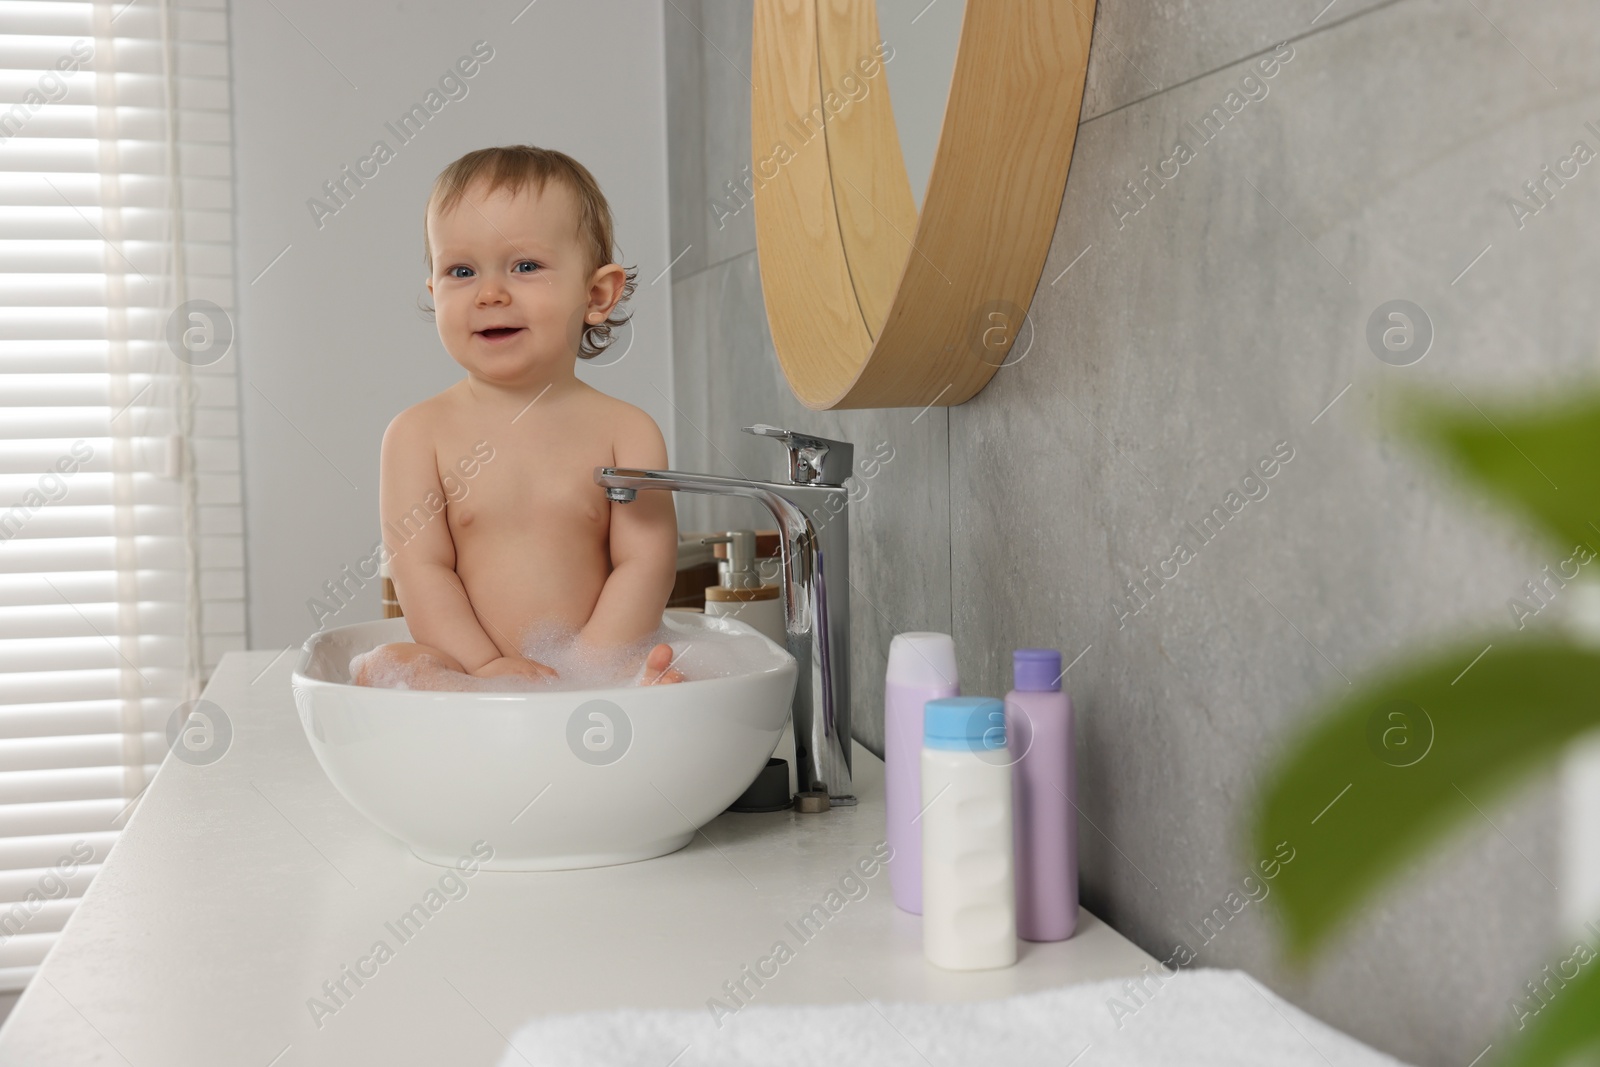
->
(883, 632), (959, 914)
(1005, 648), (1078, 941)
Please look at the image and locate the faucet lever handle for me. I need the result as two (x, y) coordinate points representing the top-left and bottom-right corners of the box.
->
(742, 424), (855, 486)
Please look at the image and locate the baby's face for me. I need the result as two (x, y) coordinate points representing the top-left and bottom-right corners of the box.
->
(426, 178), (605, 387)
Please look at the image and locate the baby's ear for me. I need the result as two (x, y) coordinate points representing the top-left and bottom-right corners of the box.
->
(589, 263), (628, 311)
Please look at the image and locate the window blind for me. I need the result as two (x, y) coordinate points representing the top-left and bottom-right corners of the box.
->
(0, 0), (244, 991)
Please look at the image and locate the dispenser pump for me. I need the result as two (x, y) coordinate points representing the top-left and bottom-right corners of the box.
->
(700, 531), (761, 590)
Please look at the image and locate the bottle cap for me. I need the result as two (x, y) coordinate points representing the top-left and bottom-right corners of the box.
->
(886, 632), (958, 689)
(1013, 648), (1062, 692)
(924, 696), (1006, 751)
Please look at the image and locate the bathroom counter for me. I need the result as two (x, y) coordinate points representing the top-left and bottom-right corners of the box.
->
(0, 649), (1156, 1065)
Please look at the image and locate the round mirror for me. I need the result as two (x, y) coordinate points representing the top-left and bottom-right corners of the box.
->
(750, 1), (1096, 410)
(875, 0), (964, 213)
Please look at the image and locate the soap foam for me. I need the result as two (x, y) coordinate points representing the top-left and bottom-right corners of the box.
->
(348, 620), (758, 692)
(514, 617), (648, 691)
(348, 648), (487, 691)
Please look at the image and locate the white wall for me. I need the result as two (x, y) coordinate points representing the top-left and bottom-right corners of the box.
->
(230, 0), (676, 650)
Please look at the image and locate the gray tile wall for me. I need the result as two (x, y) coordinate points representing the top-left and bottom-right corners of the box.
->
(664, 2), (1595, 1063)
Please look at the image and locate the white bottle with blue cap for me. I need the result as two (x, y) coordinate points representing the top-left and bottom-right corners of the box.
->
(921, 696), (1018, 971)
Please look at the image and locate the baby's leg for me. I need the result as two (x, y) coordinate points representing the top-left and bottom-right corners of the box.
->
(638, 643), (687, 685)
(351, 642), (478, 691)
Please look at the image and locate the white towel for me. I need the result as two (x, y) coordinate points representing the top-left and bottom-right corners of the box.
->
(497, 967), (1412, 1066)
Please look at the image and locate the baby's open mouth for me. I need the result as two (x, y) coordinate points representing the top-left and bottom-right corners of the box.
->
(476, 326), (524, 340)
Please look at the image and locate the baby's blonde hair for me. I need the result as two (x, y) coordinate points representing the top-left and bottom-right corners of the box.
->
(423, 145), (636, 359)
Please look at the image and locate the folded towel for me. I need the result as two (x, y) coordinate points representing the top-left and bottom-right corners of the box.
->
(497, 967), (1411, 1066)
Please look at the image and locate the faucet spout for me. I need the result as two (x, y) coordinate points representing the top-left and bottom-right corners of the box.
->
(596, 440), (856, 806)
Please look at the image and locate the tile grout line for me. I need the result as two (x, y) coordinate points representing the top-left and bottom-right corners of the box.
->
(667, 246), (758, 286)
(1078, 0), (1415, 128)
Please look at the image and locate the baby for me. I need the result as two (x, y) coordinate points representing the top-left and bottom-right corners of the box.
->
(352, 145), (686, 690)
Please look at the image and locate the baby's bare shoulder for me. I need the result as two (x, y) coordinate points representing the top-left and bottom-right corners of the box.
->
(382, 386), (462, 449)
(582, 391), (666, 462)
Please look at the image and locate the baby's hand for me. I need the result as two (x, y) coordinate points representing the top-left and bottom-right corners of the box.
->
(639, 643), (687, 686)
(472, 656), (559, 683)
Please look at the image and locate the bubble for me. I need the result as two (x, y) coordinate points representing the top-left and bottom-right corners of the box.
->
(348, 649), (413, 689)
(346, 621), (761, 693)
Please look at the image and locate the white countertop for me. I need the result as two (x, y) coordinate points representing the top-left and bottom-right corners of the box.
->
(0, 649), (1155, 1066)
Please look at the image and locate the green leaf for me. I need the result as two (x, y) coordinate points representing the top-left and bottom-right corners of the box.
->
(1398, 385), (1600, 553)
(1494, 953), (1600, 1067)
(1253, 637), (1600, 961)
(1255, 387), (1600, 1065)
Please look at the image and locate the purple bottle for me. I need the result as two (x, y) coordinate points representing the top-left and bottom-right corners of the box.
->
(1006, 648), (1078, 941)
(883, 632), (959, 914)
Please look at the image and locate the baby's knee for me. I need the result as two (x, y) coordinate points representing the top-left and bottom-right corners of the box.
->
(351, 643), (401, 686)
(351, 642), (459, 687)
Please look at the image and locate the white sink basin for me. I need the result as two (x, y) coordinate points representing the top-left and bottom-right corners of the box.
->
(289, 612), (797, 870)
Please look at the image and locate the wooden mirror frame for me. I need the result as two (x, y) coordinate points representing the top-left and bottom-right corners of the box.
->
(750, 0), (1096, 410)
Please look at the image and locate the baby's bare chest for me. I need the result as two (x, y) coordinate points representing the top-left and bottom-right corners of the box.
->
(436, 432), (613, 541)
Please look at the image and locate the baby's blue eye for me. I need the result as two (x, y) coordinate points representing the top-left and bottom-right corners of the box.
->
(513, 261), (540, 274)
(447, 265), (474, 279)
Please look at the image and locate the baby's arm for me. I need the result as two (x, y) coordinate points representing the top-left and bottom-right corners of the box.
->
(576, 410), (678, 652)
(380, 408), (508, 674)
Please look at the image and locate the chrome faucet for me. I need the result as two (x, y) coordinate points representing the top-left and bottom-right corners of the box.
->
(595, 424), (856, 806)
